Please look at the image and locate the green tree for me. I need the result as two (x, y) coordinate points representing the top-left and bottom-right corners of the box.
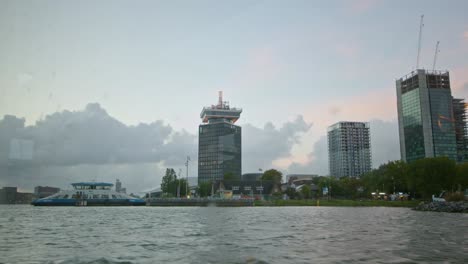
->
(261, 169), (283, 185)
(176, 178), (189, 197)
(385, 160), (409, 193)
(284, 187), (298, 199)
(224, 172), (236, 181)
(300, 185), (311, 199)
(161, 168), (178, 196)
(197, 181), (212, 197)
(455, 162), (468, 191)
(409, 157), (456, 198)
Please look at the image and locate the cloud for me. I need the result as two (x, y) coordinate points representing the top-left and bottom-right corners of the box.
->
(242, 115), (312, 172)
(0, 103), (196, 167)
(287, 119), (400, 175)
(0, 104), (313, 192)
(288, 135), (328, 175)
(463, 31), (468, 41)
(369, 119), (400, 166)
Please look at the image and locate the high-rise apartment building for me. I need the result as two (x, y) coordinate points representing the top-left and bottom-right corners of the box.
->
(396, 70), (457, 162)
(328, 122), (372, 178)
(198, 92), (242, 184)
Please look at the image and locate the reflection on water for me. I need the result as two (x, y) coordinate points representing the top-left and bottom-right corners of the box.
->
(0, 205), (466, 263)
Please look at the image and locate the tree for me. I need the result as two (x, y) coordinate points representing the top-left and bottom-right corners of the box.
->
(177, 178), (189, 197)
(161, 168), (178, 196)
(300, 185), (311, 199)
(261, 169), (283, 185)
(197, 181), (212, 197)
(284, 187), (298, 200)
(224, 172), (236, 181)
(409, 157), (456, 198)
(455, 162), (468, 191)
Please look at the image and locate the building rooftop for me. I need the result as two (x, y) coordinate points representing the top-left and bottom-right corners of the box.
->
(200, 91), (242, 123)
(328, 121), (369, 131)
(398, 69), (449, 82)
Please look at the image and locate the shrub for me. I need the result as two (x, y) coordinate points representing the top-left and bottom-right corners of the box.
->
(445, 192), (466, 202)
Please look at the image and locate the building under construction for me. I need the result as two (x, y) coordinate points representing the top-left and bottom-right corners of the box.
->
(396, 70), (458, 162)
(328, 121), (372, 178)
(452, 98), (468, 162)
(198, 92), (242, 185)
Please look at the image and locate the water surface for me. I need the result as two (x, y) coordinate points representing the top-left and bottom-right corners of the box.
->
(0, 205), (466, 263)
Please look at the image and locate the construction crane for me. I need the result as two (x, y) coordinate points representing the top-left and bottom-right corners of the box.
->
(432, 41), (440, 71)
(416, 15), (424, 69)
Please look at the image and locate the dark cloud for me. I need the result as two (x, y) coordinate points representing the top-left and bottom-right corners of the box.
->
(288, 119), (400, 175)
(0, 103), (195, 167)
(242, 116), (312, 172)
(0, 105), (313, 192)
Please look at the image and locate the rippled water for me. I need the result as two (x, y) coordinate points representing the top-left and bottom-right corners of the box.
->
(0, 205), (467, 263)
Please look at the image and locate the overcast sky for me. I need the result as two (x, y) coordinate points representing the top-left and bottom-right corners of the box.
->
(1, 0), (467, 193)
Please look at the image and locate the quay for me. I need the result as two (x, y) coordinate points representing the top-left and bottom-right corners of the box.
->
(146, 198), (254, 207)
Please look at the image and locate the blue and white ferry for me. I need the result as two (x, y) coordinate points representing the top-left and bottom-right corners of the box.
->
(32, 182), (146, 206)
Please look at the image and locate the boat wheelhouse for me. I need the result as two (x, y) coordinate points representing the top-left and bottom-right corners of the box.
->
(32, 182), (145, 206)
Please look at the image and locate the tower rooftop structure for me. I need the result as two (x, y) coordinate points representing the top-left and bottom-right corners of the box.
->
(200, 91), (242, 123)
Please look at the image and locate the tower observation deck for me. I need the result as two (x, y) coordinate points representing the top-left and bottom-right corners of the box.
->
(200, 91), (242, 123)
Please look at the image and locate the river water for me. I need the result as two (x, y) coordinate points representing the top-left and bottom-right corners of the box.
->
(0, 205), (466, 263)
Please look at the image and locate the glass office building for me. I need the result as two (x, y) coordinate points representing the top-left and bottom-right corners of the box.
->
(198, 92), (242, 184)
(396, 70), (457, 162)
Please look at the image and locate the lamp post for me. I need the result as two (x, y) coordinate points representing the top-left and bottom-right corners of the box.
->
(185, 156), (190, 198)
(259, 168), (263, 199)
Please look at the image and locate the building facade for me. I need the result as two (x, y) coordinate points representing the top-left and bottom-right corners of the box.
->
(396, 70), (457, 162)
(0, 187), (34, 204)
(328, 122), (372, 178)
(198, 92), (242, 184)
(452, 98), (468, 162)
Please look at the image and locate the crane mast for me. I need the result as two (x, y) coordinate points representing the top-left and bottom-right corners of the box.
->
(432, 41), (440, 71)
(416, 15), (424, 69)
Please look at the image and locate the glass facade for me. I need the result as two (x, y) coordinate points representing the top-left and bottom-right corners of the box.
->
(401, 88), (425, 162)
(397, 70), (458, 163)
(198, 122), (241, 183)
(428, 89), (457, 160)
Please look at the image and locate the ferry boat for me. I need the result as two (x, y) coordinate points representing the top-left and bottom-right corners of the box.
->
(32, 182), (146, 206)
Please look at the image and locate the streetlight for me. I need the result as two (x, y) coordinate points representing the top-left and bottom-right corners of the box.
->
(259, 168), (263, 199)
(185, 156), (190, 198)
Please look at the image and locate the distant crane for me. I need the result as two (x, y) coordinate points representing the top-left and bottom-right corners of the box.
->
(416, 15), (424, 69)
(432, 41), (440, 71)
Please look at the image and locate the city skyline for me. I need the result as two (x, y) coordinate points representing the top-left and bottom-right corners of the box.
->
(1, 0), (468, 193)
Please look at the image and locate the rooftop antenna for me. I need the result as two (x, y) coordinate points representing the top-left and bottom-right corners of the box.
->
(432, 41), (440, 71)
(416, 15), (424, 69)
(218, 91), (223, 107)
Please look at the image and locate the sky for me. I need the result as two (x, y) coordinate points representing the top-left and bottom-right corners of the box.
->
(1, 0), (468, 193)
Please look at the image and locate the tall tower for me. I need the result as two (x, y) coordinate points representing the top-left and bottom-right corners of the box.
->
(198, 92), (242, 185)
(328, 122), (372, 178)
(396, 70), (457, 162)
